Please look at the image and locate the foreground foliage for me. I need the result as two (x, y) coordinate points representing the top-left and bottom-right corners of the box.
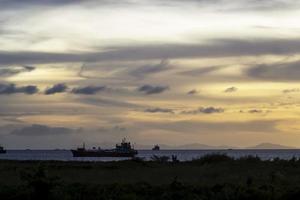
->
(1, 154), (300, 199)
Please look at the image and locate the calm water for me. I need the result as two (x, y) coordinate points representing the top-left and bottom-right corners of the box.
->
(0, 149), (300, 161)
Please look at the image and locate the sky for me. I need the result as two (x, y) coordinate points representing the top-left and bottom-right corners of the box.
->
(1, 0), (300, 149)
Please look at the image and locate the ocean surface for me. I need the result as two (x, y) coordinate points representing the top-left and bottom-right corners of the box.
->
(1, 149), (300, 161)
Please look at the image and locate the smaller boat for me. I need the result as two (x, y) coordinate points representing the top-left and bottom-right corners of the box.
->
(152, 144), (160, 151)
(0, 146), (6, 154)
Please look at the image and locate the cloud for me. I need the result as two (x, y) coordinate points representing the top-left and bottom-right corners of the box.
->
(0, 0), (131, 10)
(77, 64), (98, 79)
(23, 65), (35, 70)
(187, 89), (198, 95)
(179, 66), (225, 76)
(2, 38), (300, 65)
(129, 59), (171, 78)
(138, 85), (169, 95)
(0, 83), (38, 95)
(169, 0), (300, 12)
(112, 125), (126, 131)
(144, 108), (174, 114)
(182, 106), (224, 114)
(77, 96), (143, 109)
(0, 0), (90, 10)
(246, 60), (300, 81)
(248, 109), (263, 113)
(247, 109), (271, 114)
(216, 0), (300, 12)
(224, 86), (238, 93)
(71, 86), (106, 95)
(239, 109), (271, 114)
(91, 38), (300, 61)
(10, 124), (75, 136)
(0, 65), (35, 77)
(1, 0), (297, 12)
(282, 88), (300, 93)
(44, 83), (68, 95)
(139, 119), (278, 134)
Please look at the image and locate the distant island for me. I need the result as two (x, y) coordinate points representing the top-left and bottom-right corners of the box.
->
(92, 142), (296, 150)
(247, 143), (295, 149)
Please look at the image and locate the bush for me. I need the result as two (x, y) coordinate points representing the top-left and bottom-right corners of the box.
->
(191, 153), (233, 164)
(150, 155), (170, 163)
(238, 155), (261, 162)
(20, 165), (60, 200)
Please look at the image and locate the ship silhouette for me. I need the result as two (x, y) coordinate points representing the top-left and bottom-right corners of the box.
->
(0, 146), (6, 154)
(152, 144), (160, 151)
(71, 138), (138, 157)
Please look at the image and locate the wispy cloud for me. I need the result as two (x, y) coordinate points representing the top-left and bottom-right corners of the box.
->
(144, 107), (174, 114)
(282, 88), (300, 93)
(129, 59), (171, 78)
(0, 65), (35, 77)
(224, 86), (238, 93)
(187, 89), (198, 95)
(180, 66), (225, 76)
(71, 86), (106, 95)
(138, 85), (169, 95)
(2, 38), (300, 65)
(182, 106), (224, 114)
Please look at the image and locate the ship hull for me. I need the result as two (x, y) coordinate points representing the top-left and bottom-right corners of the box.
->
(71, 150), (137, 157)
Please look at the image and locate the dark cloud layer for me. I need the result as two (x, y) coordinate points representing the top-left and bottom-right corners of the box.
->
(1, 38), (300, 65)
(45, 83), (68, 95)
(0, 0), (297, 12)
(182, 106), (224, 114)
(0, 83), (38, 95)
(0, 0), (134, 10)
(138, 85), (169, 95)
(141, 119), (278, 134)
(246, 60), (300, 81)
(71, 86), (106, 95)
(10, 124), (74, 136)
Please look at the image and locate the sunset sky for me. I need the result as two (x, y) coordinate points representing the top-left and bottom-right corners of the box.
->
(1, 0), (300, 149)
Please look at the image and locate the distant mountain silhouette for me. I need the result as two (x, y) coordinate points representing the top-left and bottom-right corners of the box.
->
(247, 143), (295, 149)
(135, 143), (235, 150)
(88, 142), (295, 150)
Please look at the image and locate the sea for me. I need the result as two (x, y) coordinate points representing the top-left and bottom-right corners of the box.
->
(1, 149), (300, 161)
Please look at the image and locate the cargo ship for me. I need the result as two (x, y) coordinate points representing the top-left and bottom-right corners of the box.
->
(0, 146), (6, 154)
(71, 138), (138, 157)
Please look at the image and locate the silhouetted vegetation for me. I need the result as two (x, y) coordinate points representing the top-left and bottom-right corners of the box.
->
(150, 155), (170, 162)
(1, 154), (300, 199)
(191, 153), (234, 164)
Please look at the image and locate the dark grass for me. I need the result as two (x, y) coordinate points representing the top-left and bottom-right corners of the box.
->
(1, 154), (300, 199)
